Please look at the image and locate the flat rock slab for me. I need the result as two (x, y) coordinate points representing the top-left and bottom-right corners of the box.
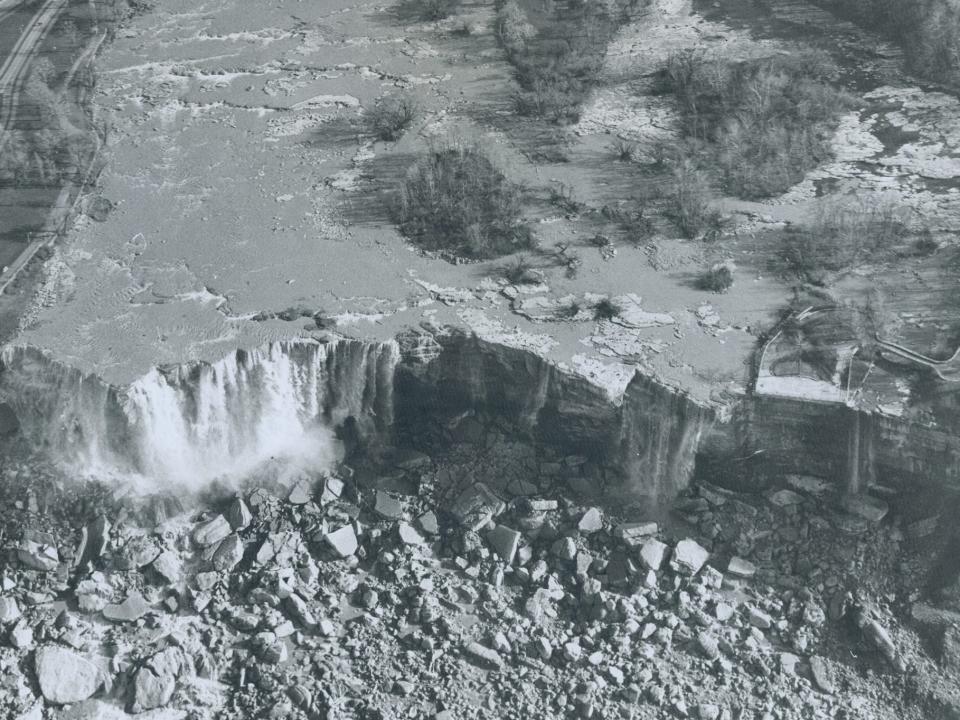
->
(192, 516), (231, 547)
(578, 507), (603, 534)
(727, 556), (757, 578)
(486, 525), (521, 564)
(841, 494), (889, 523)
(325, 526), (358, 558)
(809, 656), (836, 694)
(35, 645), (101, 705)
(448, 483), (504, 532)
(617, 522), (658, 547)
(374, 491), (404, 520)
(103, 592), (150, 623)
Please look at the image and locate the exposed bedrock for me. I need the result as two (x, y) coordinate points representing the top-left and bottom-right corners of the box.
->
(1, 327), (959, 506)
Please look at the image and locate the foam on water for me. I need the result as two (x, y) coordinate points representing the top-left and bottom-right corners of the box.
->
(0, 337), (399, 492)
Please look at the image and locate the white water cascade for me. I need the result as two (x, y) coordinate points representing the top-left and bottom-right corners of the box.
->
(0, 337), (399, 491)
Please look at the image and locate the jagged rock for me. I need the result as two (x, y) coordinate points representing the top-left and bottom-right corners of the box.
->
(615, 522), (658, 546)
(748, 607), (772, 629)
(151, 551), (182, 585)
(18, 539), (59, 572)
(374, 491), (404, 520)
(319, 476), (344, 505)
(639, 538), (668, 572)
(671, 540), (709, 575)
(768, 489), (803, 508)
(192, 516), (231, 547)
(809, 656), (836, 693)
(697, 632), (720, 660)
(0, 596), (21, 623)
(449, 483), (504, 531)
(841, 495), (889, 523)
(103, 591), (150, 623)
(578, 507), (603, 534)
(284, 594), (317, 629)
(418, 510), (439, 535)
(486, 525), (521, 564)
(226, 497), (253, 530)
(551, 537), (577, 561)
(697, 704), (720, 720)
(325, 526), (358, 558)
(119, 536), (162, 569)
(11, 621), (33, 648)
(727, 557), (757, 578)
(76, 516), (110, 568)
(463, 641), (503, 669)
(398, 522), (425, 545)
(131, 648), (184, 713)
(715, 603), (735, 622)
(288, 476), (313, 505)
(212, 534), (244, 572)
(35, 646), (100, 705)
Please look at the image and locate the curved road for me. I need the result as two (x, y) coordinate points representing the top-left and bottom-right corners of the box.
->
(0, 0), (65, 139)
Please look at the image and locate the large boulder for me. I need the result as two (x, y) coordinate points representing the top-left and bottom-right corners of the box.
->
(35, 646), (100, 705)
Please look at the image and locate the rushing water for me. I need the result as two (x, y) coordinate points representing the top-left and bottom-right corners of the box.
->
(0, 337), (399, 491)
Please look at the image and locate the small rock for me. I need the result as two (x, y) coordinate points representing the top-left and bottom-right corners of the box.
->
(463, 641), (503, 669)
(578, 508), (603, 534)
(212, 534), (244, 572)
(551, 537), (577, 561)
(672, 539), (709, 575)
(325, 526), (358, 558)
(639, 538), (668, 571)
(35, 645), (100, 705)
(727, 557), (757, 578)
(449, 483), (504, 531)
(809, 655), (836, 693)
(841, 494), (889, 523)
(10, 621), (33, 648)
(486, 525), (521, 564)
(698, 704), (720, 720)
(398, 522), (425, 545)
(0, 596), (22, 623)
(374, 491), (404, 520)
(748, 607), (772, 630)
(151, 551), (182, 585)
(192, 516), (231, 547)
(288, 476), (313, 505)
(615, 522), (658, 546)
(103, 592), (151, 623)
(697, 632), (720, 660)
(226, 497), (253, 530)
(418, 510), (439, 535)
(768, 489), (803, 508)
(18, 540), (58, 572)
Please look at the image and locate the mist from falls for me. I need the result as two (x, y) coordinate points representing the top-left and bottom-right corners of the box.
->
(0, 338), (399, 492)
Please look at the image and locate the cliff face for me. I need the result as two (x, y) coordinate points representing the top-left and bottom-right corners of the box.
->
(2, 326), (958, 503)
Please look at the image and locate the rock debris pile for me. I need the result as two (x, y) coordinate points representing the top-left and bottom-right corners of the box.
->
(0, 459), (957, 720)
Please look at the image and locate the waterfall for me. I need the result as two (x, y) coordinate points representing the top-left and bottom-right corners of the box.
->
(0, 337), (399, 491)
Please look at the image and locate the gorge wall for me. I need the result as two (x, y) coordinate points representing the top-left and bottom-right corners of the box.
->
(1, 327), (959, 504)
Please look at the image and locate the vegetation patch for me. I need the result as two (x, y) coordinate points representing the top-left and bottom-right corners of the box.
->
(776, 198), (910, 282)
(366, 96), (417, 142)
(394, 145), (535, 259)
(494, 0), (643, 124)
(697, 264), (734, 292)
(814, 0), (960, 87)
(654, 50), (855, 199)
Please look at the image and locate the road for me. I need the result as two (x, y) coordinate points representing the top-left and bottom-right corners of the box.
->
(875, 337), (960, 381)
(0, 0), (65, 137)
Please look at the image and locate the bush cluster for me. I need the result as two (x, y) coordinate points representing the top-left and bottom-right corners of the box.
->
(394, 144), (535, 259)
(655, 50), (854, 199)
(366, 96), (417, 141)
(777, 198), (909, 281)
(494, 0), (641, 124)
(817, 0), (960, 86)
